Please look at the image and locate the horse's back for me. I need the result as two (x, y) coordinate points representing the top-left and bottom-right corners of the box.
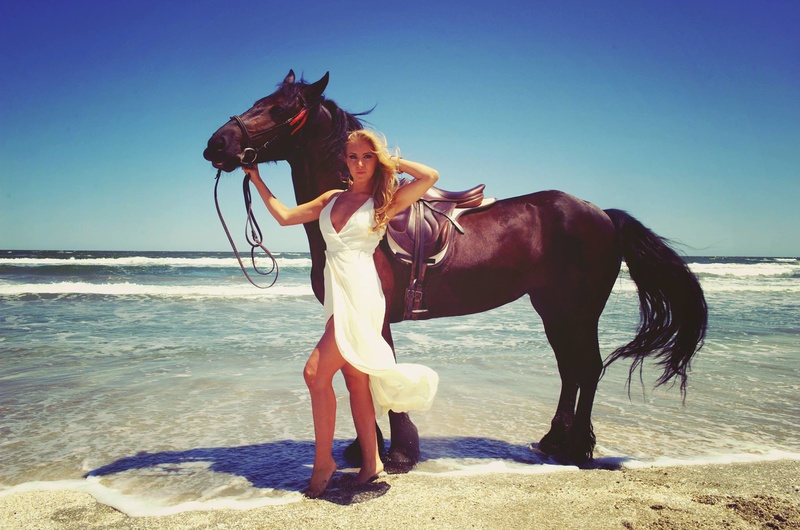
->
(395, 189), (620, 320)
(456, 189), (618, 268)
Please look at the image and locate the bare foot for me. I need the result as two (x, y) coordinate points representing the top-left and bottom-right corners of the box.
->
(355, 459), (384, 484)
(304, 463), (337, 499)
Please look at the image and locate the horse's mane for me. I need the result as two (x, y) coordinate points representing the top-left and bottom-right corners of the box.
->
(320, 99), (365, 163)
(280, 77), (367, 165)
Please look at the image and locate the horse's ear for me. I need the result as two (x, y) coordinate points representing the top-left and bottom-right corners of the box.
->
(304, 72), (329, 102)
(283, 70), (296, 85)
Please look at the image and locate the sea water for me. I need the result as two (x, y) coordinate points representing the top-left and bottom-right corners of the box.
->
(1, 250), (798, 515)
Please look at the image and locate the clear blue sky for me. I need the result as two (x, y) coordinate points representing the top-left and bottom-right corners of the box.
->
(1, 0), (798, 256)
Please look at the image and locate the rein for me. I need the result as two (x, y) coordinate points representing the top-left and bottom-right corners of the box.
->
(214, 169), (279, 289)
(213, 96), (314, 288)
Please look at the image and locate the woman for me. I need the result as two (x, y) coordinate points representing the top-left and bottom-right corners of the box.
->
(243, 129), (440, 498)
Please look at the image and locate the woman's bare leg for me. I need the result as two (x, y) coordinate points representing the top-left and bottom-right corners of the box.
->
(342, 365), (384, 482)
(303, 320), (346, 498)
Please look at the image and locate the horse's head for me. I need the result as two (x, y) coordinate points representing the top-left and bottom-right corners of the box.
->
(203, 70), (329, 172)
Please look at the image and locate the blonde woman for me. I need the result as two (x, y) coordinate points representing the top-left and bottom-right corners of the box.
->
(243, 129), (439, 498)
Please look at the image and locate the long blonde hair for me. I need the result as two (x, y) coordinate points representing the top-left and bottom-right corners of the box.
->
(345, 129), (400, 232)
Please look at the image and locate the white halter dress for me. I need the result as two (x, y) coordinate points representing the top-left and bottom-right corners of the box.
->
(320, 194), (438, 416)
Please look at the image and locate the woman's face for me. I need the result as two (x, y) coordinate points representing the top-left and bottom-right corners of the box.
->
(346, 139), (377, 187)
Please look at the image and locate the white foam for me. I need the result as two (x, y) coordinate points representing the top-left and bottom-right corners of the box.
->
(413, 449), (800, 476)
(615, 262), (800, 293)
(688, 262), (799, 278)
(412, 459), (580, 477)
(0, 256), (313, 269)
(2, 451), (798, 516)
(620, 449), (800, 469)
(0, 477), (301, 517)
(0, 281), (314, 298)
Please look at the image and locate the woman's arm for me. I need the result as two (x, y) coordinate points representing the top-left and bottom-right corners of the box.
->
(385, 158), (439, 219)
(243, 165), (337, 226)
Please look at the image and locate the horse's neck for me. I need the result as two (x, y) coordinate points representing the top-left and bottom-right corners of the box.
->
(289, 154), (339, 300)
(289, 156), (342, 205)
(289, 106), (345, 204)
(288, 117), (345, 260)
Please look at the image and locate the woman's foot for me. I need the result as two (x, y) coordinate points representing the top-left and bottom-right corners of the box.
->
(355, 459), (384, 484)
(304, 463), (337, 499)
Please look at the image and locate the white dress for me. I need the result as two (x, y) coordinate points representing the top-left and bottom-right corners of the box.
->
(320, 193), (438, 416)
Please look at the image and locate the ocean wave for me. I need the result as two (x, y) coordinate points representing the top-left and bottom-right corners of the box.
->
(0, 281), (314, 299)
(618, 260), (800, 280)
(2, 277), (797, 298)
(3, 255), (797, 279)
(0, 256), (313, 270)
(688, 262), (800, 279)
(615, 262), (800, 293)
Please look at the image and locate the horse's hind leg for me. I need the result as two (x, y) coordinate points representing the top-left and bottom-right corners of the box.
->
(537, 340), (578, 455)
(537, 316), (603, 464)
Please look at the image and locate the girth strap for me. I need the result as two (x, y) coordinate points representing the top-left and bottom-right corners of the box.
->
(404, 201), (430, 319)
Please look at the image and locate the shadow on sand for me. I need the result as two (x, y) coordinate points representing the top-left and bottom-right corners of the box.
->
(85, 437), (626, 504)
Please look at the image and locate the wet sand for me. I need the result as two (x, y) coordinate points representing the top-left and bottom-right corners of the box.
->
(1, 460), (799, 529)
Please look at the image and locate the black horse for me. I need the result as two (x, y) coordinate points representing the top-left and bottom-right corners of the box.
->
(203, 70), (707, 470)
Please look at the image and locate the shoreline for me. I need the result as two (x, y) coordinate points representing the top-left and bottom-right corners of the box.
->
(2, 460), (798, 529)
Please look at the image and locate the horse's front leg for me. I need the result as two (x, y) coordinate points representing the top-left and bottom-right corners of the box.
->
(342, 414), (420, 474)
(342, 422), (385, 465)
(385, 410), (420, 473)
(343, 321), (421, 473)
(381, 321), (421, 472)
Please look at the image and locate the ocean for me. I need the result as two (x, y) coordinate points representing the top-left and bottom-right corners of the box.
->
(1, 250), (798, 516)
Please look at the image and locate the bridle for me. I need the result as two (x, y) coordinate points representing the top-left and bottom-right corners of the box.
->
(213, 97), (311, 288)
(231, 98), (309, 165)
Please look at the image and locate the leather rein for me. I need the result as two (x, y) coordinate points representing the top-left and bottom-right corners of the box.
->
(213, 101), (310, 288)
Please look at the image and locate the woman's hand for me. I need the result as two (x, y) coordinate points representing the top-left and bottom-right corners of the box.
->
(242, 164), (262, 183)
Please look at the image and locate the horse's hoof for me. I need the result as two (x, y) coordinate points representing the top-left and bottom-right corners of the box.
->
(343, 439), (362, 466)
(342, 425), (385, 466)
(537, 432), (566, 455)
(565, 439), (594, 466)
(384, 449), (417, 474)
(565, 451), (592, 467)
(385, 460), (415, 474)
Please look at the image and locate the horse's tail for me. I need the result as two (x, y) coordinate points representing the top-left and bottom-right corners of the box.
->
(603, 209), (708, 398)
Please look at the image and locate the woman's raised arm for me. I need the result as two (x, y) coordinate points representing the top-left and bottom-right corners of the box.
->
(385, 158), (439, 220)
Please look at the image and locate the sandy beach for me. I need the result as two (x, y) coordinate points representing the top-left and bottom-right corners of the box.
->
(2, 459), (798, 529)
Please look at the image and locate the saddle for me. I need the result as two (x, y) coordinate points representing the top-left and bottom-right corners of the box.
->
(386, 184), (496, 320)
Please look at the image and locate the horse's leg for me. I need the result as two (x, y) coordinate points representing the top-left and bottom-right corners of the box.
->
(564, 323), (602, 464)
(342, 322), (420, 473)
(342, 422), (385, 466)
(380, 323), (422, 473)
(537, 340), (578, 455)
(537, 315), (603, 464)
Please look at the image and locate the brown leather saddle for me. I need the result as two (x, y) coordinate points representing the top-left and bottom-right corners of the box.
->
(386, 183), (496, 320)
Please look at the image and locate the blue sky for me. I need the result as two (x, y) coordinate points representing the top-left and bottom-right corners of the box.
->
(1, 0), (798, 256)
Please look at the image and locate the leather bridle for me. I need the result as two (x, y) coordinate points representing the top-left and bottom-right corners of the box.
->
(231, 99), (309, 165)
